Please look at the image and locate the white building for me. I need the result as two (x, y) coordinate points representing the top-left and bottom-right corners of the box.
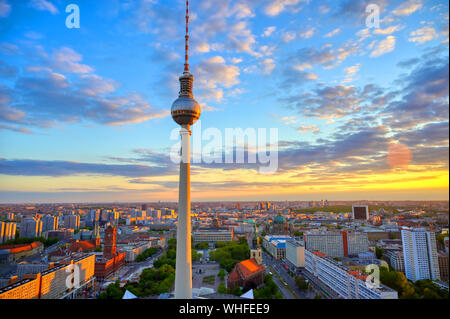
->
(401, 228), (440, 282)
(347, 232), (369, 255)
(305, 250), (398, 299)
(286, 239), (305, 267)
(192, 227), (233, 243)
(304, 232), (345, 258)
(263, 235), (292, 260)
(305, 231), (369, 258)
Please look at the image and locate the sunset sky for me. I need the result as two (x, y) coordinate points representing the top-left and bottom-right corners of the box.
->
(0, 0), (448, 203)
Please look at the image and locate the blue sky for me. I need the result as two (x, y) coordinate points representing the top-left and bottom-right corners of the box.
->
(0, 0), (448, 203)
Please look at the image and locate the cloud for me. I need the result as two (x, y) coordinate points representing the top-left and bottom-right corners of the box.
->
(392, 0), (422, 16)
(0, 0), (11, 18)
(282, 31), (296, 43)
(28, 0), (59, 15)
(230, 2), (255, 19)
(408, 26), (439, 44)
(0, 124), (33, 134)
(0, 158), (173, 178)
(0, 46), (170, 128)
(373, 25), (401, 35)
(324, 28), (341, 38)
(283, 85), (365, 119)
(50, 47), (94, 74)
(195, 42), (211, 53)
(299, 27), (316, 39)
(262, 26), (276, 37)
(318, 5), (330, 14)
(297, 125), (320, 133)
(259, 58), (276, 75)
(397, 57), (420, 68)
(228, 21), (259, 56)
(195, 56), (240, 101)
(383, 55), (449, 130)
(370, 36), (396, 57)
(0, 42), (20, 55)
(342, 63), (361, 83)
(293, 62), (312, 71)
(279, 116), (298, 125)
(264, 0), (303, 16)
(290, 43), (359, 69)
(0, 58), (18, 78)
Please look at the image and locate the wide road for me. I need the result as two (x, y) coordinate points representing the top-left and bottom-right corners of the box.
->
(262, 251), (309, 299)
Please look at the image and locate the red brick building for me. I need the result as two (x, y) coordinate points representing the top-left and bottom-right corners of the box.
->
(227, 258), (265, 291)
(94, 225), (125, 281)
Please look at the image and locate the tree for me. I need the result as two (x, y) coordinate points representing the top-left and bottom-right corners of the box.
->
(218, 269), (226, 281)
(98, 280), (124, 299)
(295, 276), (309, 291)
(375, 247), (384, 259)
(218, 283), (227, 294)
(195, 242), (209, 250)
(436, 233), (449, 246)
(232, 286), (242, 296)
(192, 249), (201, 262)
(379, 266), (415, 299)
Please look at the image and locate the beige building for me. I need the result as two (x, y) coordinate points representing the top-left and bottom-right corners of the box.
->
(0, 254), (95, 299)
(286, 239), (305, 267)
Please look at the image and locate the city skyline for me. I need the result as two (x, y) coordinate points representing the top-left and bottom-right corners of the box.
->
(0, 0), (449, 203)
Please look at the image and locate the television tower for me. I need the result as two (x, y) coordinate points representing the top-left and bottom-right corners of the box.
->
(171, 0), (201, 299)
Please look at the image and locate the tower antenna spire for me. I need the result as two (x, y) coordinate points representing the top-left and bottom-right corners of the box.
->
(184, 0), (190, 74)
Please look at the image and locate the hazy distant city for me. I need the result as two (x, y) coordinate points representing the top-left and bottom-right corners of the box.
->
(0, 200), (448, 299)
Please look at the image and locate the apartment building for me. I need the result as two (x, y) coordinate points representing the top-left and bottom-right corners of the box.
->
(305, 250), (398, 299)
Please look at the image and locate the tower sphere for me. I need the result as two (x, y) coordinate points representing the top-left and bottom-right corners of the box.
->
(171, 96), (201, 126)
(171, 74), (201, 126)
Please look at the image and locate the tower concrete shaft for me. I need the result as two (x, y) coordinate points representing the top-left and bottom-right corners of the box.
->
(175, 125), (192, 299)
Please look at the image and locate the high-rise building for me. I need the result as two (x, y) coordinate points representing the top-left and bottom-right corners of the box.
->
(42, 215), (58, 232)
(286, 239), (305, 268)
(305, 232), (345, 258)
(86, 210), (100, 227)
(0, 222), (16, 244)
(352, 205), (370, 220)
(437, 252), (449, 283)
(20, 216), (42, 239)
(63, 214), (80, 230)
(401, 228), (440, 282)
(347, 232), (370, 255)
